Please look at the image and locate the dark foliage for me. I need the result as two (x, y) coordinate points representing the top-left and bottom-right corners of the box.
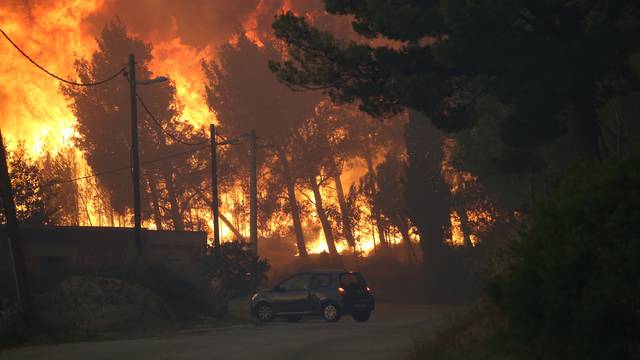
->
(486, 152), (640, 359)
(96, 262), (222, 321)
(64, 19), (207, 228)
(198, 242), (270, 299)
(0, 296), (31, 347)
(271, 1), (640, 162)
(0, 143), (60, 225)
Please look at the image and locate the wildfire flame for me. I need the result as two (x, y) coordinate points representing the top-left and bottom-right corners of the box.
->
(0, 1), (488, 260)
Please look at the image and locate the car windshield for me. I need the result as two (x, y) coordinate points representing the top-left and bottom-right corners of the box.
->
(339, 272), (365, 288)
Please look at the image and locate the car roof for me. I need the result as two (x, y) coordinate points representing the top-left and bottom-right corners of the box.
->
(307, 269), (355, 274)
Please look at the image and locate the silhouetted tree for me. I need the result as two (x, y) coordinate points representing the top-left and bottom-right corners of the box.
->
(40, 148), (79, 225)
(64, 19), (206, 230)
(270, 2), (640, 160)
(0, 143), (60, 225)
(373, 150), (417, 262)
(203, 35), (320, 256)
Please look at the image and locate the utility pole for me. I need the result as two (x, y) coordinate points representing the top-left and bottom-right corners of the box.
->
(0, 130), (29, 314)
(210, 123), (221, 256)
(128, 54), (142, 260)
(249, 130), (258, 256)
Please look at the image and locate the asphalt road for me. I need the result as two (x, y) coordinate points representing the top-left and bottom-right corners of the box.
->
(1, 304), (453, 360)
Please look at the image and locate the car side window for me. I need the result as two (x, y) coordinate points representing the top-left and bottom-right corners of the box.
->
(279, 274), (311, 291)
(340, 273), (364, 288)
(311, 274), (332, 289)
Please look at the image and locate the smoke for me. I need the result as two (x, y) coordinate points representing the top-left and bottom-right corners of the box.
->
(85, 0), (260, 49)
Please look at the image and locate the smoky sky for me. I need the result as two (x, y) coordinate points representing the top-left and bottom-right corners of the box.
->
(4, 1), (258, 49)
(86, 0), (261, 48)
(8, 0), (356, 51)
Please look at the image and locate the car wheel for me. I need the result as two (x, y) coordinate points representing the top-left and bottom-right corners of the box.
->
(256, 303), (274, 322)
(322, 303), (341, 322)
(285, 315), (302, 322)
(353, 310), (371, 322)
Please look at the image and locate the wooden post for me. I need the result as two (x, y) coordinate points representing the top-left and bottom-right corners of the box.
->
(210, 124), (221, 256)
(249, 131), (258, 256)
(128, 54), (142, 260)
(0, 130), (29, 313)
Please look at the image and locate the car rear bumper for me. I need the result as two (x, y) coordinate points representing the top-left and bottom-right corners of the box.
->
(342, 297), (375, 314)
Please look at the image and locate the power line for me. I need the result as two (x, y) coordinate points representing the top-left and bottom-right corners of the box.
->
(0, 28), (124, 86)
(136, 92), (208, 146)
(142, 144), (208, 165)
(216, 132), (228, 143)
(49, 165), (130, 186)
(45, 145), (208, 187)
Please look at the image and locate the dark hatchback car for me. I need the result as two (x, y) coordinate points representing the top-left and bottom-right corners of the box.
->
(250, 270), (375, 322)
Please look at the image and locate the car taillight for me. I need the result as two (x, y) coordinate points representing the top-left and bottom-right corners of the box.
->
(338, 287), (345, 295)
(366, 287), (372, 294)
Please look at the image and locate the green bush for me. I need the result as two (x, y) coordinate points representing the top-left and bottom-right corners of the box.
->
(487, 153), (640, 359)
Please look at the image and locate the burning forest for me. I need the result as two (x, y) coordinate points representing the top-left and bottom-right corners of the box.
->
(2, 1), (639, 358)
(0, 0), (490, 264)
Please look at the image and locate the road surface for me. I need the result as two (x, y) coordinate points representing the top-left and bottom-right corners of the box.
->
(1, 304), (453, 360)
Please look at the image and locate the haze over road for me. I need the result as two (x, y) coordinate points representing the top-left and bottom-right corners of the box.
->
(1, 304), (454, 360)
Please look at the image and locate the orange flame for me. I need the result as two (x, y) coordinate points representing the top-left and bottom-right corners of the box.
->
(0, 1), (426, 260)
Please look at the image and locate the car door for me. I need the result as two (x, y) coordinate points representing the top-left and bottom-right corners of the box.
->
(309, 273), (333, 312)
(271, 273), (312, 314)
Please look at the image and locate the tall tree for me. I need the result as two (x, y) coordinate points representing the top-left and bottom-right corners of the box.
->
(289, 114), (340, 255)
(0, 143), (60, 225)
(40, 149), (79, 225)
(63, 19), (206, 230)
(203, 35), (320, 256)
(270, 1), (640, 161)
(373, 150), (418, 262)
(337, 105), (406, 248)
(405, 111), (452, 286)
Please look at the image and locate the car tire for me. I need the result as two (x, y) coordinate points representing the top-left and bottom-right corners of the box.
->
(256, 303), (274, 322)
(353, 310), (371, 322)
(322, 303), (341, 323)
(285, 315), (302, 322)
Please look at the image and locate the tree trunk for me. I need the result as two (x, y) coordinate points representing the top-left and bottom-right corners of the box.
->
(147, 175), (163, 230)
(277, 147), (307, 257)
(308, 172), (338, 256)
(573, 82), (602, 159)
(331, 164), (356, 249)
(396, 217), (418, 263)
(162, 169), (184, 231)
(195, 188), (245, 242)
(405, 111), (452, 302)
(456, 206), (473, 248)
(362, 144), (387, 247)
(219, 212), (246, 242)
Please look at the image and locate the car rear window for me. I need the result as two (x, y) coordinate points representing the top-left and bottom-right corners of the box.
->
(340, 272), (365, 288)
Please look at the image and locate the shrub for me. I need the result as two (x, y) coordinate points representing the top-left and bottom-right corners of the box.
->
(408, 301), (512, 360)
(197, 242), (270, 299)
(411, 152), (640, 360)
(487, 153), (640, 359)
(36, 276), (170, 338)
(0, 297), (31, 347)
(97, 262), (225, 321)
